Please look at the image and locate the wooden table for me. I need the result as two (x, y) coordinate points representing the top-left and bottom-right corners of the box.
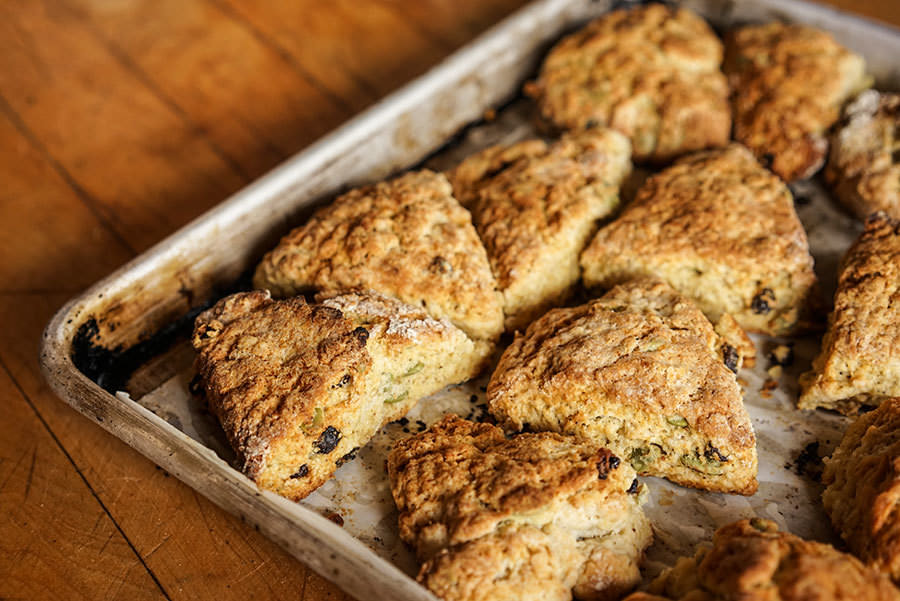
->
(2, 1), (898, 599)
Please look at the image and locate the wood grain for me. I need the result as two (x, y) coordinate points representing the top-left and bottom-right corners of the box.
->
(1, 1), (897, 600)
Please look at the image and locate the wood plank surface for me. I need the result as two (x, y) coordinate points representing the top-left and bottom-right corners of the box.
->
(1, 2), (897, 600)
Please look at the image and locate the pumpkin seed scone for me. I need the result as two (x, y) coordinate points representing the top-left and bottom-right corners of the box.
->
(799, 213), (900, 413)
(823, 397), (900, 583)
(448, 128), (632, 332)
(388, 415), (652, 601)
(581, 144), (817, 337)
(487, 279), (758, 495)
(191, 290), (482, 501)
(724, 22), (870, 182)
(527, 4), (730, 163)
(623, 519), (900, 601)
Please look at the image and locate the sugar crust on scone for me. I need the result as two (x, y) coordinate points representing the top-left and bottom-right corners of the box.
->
(528, 4), (730, 163)
(388, 415), (652, 601)
(581, 144), (817, 336)
(487, 278), (758, 495)
(448, 128), (632, 332)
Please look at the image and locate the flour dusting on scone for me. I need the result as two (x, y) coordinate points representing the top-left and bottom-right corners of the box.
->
(799, 212), (900, 414)
(191, 290), (481, 500)
(527, 4), (730, 163)
(388, 415), (651, 601)
(487, 279), (758, 495)
(581, 144), (817, 337)
(724, 22), (870, 182)
(827, 90), (900, 220)
(448, 128), (632, 332)
(823, 398), (900, 584)
(623, 519), (900, 601)
(252, 169), (503, 359)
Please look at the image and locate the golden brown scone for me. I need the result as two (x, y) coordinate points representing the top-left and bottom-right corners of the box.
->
(724, 22), (870, 182)
(448, 129), (632, 331)
(252, 169), (504, 352)
(826, 90), (900, 220)
(388, 415), (652, 601)
(799, 213), (900, 413)
(191, 290), (481, 500)
(823, 398), (900, 583)
(527, 4), (730, 163)
(581, 144), (817, 336)
(487, 279), (758, 495)
(623, 518), (900, 601)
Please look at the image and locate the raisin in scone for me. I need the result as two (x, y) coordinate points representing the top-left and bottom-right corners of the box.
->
(823, 398), (900, 583)
(724, 22), (870, 182)
(527, 4), (730, 163)
(799, 213), (900, 413)
(252, 169), (503, 354)
(487, 279), (758, 495)
(826, 90), (900, 220)
(448, 128), (632, 331)
(388, 415), (652, 601)
(581, 144), (817, 336)
(623, 519), (900, 601)
(191, 290), (481, 500)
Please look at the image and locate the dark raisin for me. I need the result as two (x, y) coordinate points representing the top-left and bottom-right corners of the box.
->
(290, 464), (309, 479)
(704, 443), (729, 463)
(331, 374), (352, 389)
(338, 447), (360, 466)
(596, 452), (620, 480)
(352, 327), (369, 346)
(723, 344), (739, 374)
(627, 479), (640, 494)
(609, 456), (620, 470)
(751, 288), (774, 314)
(469, 395), (478, 404)
(395, 417), (410, 426)
(314, 426), (341, 454)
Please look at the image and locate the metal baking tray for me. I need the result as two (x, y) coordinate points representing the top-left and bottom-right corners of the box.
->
(40, 1), (900, 599)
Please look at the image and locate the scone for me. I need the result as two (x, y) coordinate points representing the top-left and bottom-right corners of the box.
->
(581, 144), (817, 336)
(388, 415), (652, 601)
(191, 290), (482, 500)
(487, 279), (758, 495)
(798, 213), (900, 413)
(823, 398), (900, 583)
(448, 129), (632, 331)
(252, 169), (504, 353)
(826, 90), (900, 220)
(526, 4), (730, 163)
(623, 519), (900, 601)
(724, 22), (870, 182)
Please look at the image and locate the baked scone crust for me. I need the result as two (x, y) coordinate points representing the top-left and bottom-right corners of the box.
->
(487, 278), (758, 495)
(581, 144), (817, 336)
(826, 90), (900, 220)
(625, 519), (900, 601)
(799, 213), (900, 413)
(528, 4), (730, 163)
(192, 290), (480, 500)
(388, 415), (652, 601)
(448, 129), (632, 331)
(724, 22), (870, 182)
(252, 169), (504, 345)
(823, 398), (900, 583)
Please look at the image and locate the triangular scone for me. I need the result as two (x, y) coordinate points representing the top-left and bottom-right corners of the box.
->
(252, 169), (504, 352)
(448, 129), (632, 332)
(581, 144), (817, 336)
(799, 213), (900, 414)
(388, 415), (652, 601)
(192, 290), (481, 500)
(487, 279), (758, 495)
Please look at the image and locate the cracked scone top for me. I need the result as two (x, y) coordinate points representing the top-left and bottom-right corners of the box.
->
(487, 279), (758, 495)
(448, 128), (632, 332)
(799, 213), (900, 414)
(823, 398), (900, 584)
(581, 144), (817, 336)
(387, 415), (652, 601)
(623, 519), (900, 601)
(191, 290), (482, 501)
(527, 4), (730, 163)
(724, 22), (870, 182)
(252, 169), (504, 351)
